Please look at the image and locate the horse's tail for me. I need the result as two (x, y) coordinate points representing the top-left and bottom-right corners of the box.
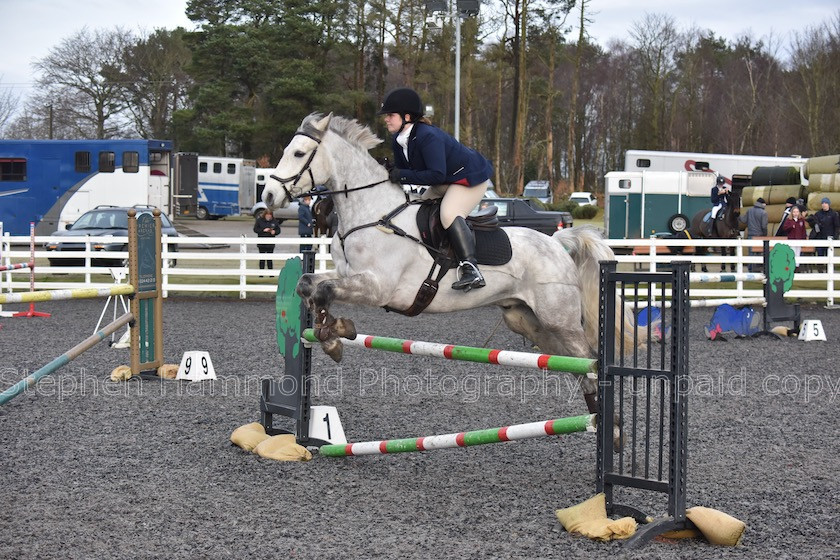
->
(553, 226), (639, 353)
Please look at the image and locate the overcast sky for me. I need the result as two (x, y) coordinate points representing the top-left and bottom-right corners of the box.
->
(1, 0), (837, 99)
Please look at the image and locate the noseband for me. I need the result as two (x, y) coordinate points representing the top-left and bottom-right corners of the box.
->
(269, 131), (323, 202)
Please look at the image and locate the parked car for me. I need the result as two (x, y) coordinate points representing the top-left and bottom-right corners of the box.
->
(472, 197), (572, 235)
(44, 206), (181, 267)
(252, 199), (300, 221)
(523, 180), (553, 204)
(568, 191), (597, 206)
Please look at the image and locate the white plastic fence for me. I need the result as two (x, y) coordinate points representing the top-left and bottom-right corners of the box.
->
(2, 229), (839, 305)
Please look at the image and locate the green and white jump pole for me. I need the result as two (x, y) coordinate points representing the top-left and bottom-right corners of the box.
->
(320, 413), (596, 457)
(0, 312), (134, 405)
(0, 209), (164, 406)
(302, 329), (597, 378)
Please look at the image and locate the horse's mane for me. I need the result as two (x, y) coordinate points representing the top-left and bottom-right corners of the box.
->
(300, 113), (383, 152)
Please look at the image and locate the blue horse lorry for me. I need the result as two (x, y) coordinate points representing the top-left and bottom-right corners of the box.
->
(0, 141), (276, 236)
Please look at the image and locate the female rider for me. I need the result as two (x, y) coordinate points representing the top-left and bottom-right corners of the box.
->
(379, 87), (493, 291)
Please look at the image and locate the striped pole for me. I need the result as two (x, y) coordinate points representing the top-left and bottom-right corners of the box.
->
(0, 284), (135, 305)
(0, 312), (134, 406)
(319, 413), (596, 457)
(0, 261), (33, 272)
(302, 329), (597, 378)
(689, 272), (765, 284)
(647, 297), (767, 309)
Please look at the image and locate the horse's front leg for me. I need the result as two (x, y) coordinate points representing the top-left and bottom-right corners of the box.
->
(298, 271), (390, 362)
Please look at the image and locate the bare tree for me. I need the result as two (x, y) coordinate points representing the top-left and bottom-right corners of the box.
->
(33, 27), (133, 139)
(0, 77), (20, 135)
(630, 13), (680, 149)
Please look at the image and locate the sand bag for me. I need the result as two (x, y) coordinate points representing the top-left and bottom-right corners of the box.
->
(110, 365), (134, 382)
(157, 364), (179, 379)
(555, 493), (638, 542)
(686, 506), (746, 546)
(804, 154), (840, 178)
(230, 422), (270, 451)
(254, 434), (312, 461)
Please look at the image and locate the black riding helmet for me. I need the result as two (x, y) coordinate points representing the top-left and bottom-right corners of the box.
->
(378, 88), (424, 117)
(716, 175), (726, 185)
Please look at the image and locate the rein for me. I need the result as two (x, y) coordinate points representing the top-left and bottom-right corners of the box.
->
(269, 128), (447, 260)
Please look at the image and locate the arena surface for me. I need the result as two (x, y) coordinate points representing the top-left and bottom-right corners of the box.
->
(1, 297), (838, 559)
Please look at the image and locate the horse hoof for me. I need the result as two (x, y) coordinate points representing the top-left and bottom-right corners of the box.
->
(314, 325), (332, 342)
(322, 338), (344, 362)
(334, 318), (357, 340)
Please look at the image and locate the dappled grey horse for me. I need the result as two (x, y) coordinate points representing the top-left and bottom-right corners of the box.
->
(263, 113), (634, 416)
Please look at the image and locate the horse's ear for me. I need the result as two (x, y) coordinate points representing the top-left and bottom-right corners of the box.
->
(314, 113), (332, 133)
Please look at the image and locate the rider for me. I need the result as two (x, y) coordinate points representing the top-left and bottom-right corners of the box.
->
(706, 175), (731, 236)
(379, 87), (493, 291)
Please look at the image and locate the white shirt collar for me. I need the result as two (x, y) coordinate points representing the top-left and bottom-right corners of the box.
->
(396, 123), (413, 161)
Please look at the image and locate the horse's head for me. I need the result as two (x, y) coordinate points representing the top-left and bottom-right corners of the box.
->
(263, 113), (333, 210)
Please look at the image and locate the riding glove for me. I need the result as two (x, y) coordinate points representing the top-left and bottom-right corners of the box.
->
(389, 167), (402, 183)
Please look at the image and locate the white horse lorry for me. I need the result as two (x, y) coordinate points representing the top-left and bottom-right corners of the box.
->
(606, 150), (807, 239)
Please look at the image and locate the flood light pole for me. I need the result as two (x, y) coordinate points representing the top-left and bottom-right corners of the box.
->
(425, 1), (480, 141)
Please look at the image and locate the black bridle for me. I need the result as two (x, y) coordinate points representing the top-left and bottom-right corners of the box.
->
(269, 130), (440, 259)
(269, 130), (390, 202)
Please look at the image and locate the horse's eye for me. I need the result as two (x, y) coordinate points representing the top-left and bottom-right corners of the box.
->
(294, 150), (305, 158)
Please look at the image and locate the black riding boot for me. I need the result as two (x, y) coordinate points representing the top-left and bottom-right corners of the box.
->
(448, 216), (485, 291)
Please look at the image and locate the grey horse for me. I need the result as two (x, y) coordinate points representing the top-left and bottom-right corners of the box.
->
(263, 113), (634, 416)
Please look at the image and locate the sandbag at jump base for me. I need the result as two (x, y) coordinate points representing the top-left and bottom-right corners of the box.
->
(750, 166), (800, 186)
(803, 154), (840, 178)
(807, 173), (840, 192)
(807, 192), (840, 211)
(741, 185), (803, 206)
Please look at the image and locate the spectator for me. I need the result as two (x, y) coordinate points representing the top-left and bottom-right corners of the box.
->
(253, 209), (281, 273)
(298, 195), (314, 251)
(774, 197), (798, 236)
(780, 205), (807, 269)
(739, 197), (768, 272)
(807, 197), (840, 259)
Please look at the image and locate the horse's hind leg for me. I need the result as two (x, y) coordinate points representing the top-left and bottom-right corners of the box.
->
(499, 300), (597, 411)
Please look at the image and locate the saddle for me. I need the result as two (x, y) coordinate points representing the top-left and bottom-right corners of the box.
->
(383, 198), (512, 317)
(416, 198), (512, 266)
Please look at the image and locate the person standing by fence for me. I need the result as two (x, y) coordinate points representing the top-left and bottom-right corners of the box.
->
(298, 195), (314, 251)
(807, 197), (840, 261)
(739, 197), (768, 272)
(781, 205), (807, 270)
(254, 209), (281, 273)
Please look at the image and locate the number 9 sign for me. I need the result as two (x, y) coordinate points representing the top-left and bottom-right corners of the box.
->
(176, 351), (217, 381)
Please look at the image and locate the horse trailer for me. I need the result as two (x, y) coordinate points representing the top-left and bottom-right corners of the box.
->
(605, 171), (719, 239)
(172, 154), (257, 219)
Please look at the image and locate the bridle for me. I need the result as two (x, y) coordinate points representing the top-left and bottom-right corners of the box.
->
(269, 131), (323, 205)
(270, 130), (390, 203)
(268, 129), (435, 259)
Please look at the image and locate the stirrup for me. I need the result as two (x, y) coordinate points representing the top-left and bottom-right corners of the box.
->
(452, 261), (486, 291)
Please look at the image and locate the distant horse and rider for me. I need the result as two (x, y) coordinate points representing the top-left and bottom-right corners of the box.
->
(672, 175), (741, 272)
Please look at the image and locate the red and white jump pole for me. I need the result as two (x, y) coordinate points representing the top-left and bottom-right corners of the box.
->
(12, 223), (50, 318)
